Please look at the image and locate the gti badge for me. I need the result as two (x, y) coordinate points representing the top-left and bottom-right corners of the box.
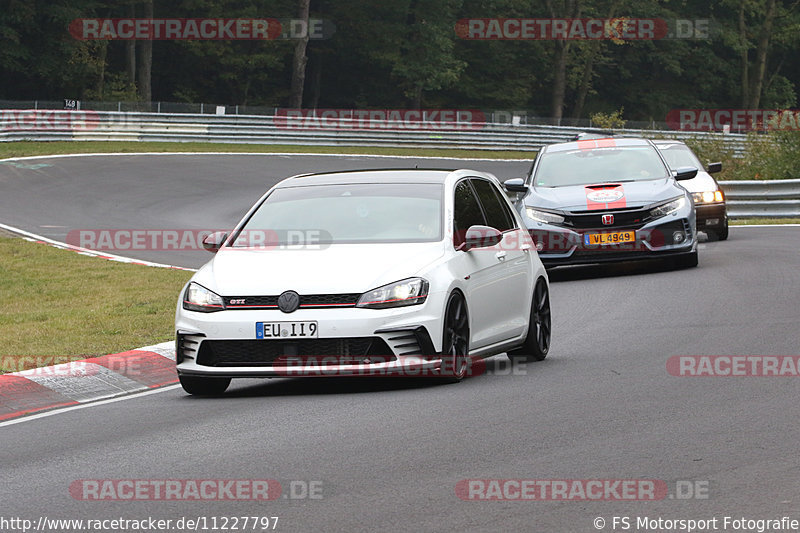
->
(601, 214), (614, 225)
(278, 290), (301, 313)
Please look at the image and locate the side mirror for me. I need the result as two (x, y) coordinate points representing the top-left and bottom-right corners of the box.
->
(673, 166), (698, 181)
(707, 162), (722, 174)
(503, 177), (529, 193)
(202, 231), (228, 253)
(459, 225), (502, 251)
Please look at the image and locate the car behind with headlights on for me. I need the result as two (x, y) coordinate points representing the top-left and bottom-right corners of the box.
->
(175, 169), (551, 395)
(504, 137), (698, 269)
(653, 139), (728, 240)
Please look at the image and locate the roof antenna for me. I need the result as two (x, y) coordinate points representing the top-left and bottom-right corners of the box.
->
(415, 164), (419, 169)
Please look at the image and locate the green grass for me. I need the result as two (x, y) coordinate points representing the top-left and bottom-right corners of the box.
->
(0, 141), (535, 160)
(0, 236), (192, 373)
(731, 218), (800, 225)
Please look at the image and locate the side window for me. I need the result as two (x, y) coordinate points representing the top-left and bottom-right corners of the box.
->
(491, 184), (519, 230)
(453, 180), (485, 247)
(470, 179), (514, 232)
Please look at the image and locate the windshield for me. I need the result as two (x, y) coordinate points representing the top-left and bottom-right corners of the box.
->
(533, 145), (670, 187)
(656, 144), (704, 170)
(232, 182), (442, 245)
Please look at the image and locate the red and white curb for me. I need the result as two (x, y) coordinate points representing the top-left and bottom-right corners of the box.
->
(0, 342), (177, 422)
(0, 222), (188, 423)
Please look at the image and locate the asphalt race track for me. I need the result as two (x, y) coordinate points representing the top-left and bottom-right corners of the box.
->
(1, 154), (799, 532)
(0, 154), (531, 268)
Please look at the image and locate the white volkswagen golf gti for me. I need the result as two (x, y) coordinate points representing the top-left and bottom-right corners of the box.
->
(175, 169), (551, 395)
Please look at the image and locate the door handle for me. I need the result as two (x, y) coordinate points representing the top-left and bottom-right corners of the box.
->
(495, 251), (507, 261)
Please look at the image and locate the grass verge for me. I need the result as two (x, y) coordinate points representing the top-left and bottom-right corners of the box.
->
(0, 236), (192, 373)
(0, 141), (535, 160)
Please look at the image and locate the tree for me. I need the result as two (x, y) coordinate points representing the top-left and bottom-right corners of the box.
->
(289, 0), (310, 107)
(137, 0), (154, 103)
(125, 1), (136, 87)
(1, 0), (799, 119)
(723, 0), (800, 109)
(390, 0), (466, 108)
(543, 0), (581, 124)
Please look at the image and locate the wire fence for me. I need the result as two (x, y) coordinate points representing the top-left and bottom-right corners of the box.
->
(0, 99), (725, 130)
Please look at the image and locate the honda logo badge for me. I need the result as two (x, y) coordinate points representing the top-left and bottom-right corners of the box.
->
(601, 214), (614, 225)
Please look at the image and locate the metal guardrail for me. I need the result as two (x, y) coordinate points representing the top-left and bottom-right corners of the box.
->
(0, 109), (750, 154)
(2, 108), (797, 218)
(0, 99), (740, 130)
(719, 179), (800, 219)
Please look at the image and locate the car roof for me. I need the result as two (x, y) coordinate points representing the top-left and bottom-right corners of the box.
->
(275, 168), (492, 187)
(544, 137), (654, 153)
(652, 139), (689, 147)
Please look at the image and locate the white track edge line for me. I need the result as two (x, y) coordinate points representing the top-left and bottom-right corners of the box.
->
(731, 224), (800, 227)
(0, 222), (196, 271)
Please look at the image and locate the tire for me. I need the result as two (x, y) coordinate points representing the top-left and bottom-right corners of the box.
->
(509, 277), (551, 364)
(179, 374), (231, 396)
(439, 291), (470, 382)
(714, 217), (729, 241)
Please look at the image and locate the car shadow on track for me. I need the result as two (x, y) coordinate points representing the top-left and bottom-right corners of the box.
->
(547, 230), (728, 282)
(179, 356), (531, 398)
(547, 258), (691, 282)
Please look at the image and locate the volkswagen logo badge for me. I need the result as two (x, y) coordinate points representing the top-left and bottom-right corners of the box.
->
(277, 290), (301, 313)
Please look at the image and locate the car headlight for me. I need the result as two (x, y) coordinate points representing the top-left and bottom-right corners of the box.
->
(692, 191), (724, 204)
(356, 278), (429, 309)
(526, 207), (565, 225)
(649, 196), (687, 219)
(183, 282), (225, 313)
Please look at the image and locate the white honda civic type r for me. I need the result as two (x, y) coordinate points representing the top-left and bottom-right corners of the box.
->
(175, 169), (551, 395)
